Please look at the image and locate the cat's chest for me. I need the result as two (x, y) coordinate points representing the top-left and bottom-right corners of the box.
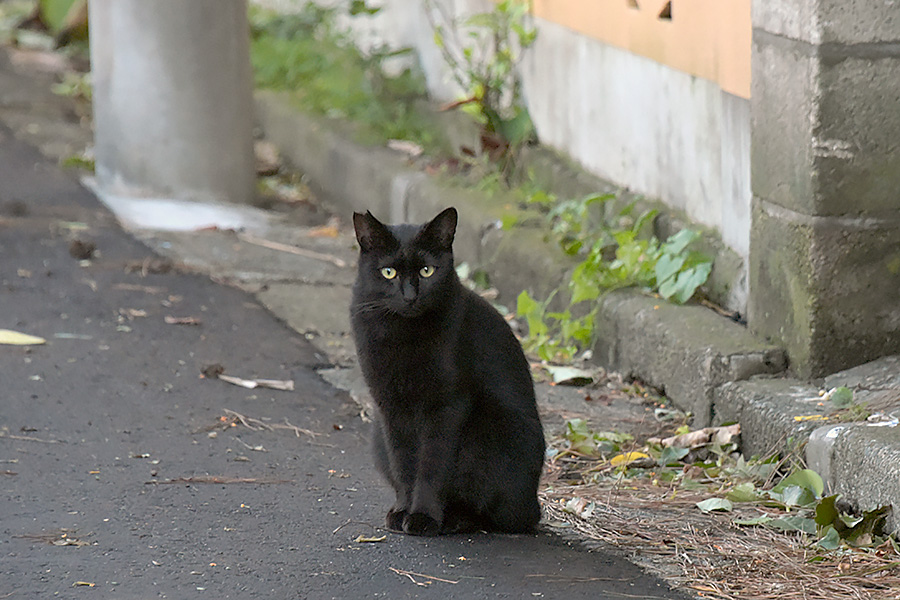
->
(364, 331), (448, 372)
(359, 327), (456, 391)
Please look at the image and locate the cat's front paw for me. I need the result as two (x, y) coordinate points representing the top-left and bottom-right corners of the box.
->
(385, 509), (408, 532)
(402, 512), (441, 536)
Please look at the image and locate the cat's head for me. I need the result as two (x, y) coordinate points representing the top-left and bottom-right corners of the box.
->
(352, 207), (458, 318)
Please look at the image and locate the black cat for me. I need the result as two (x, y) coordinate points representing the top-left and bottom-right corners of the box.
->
(350, 207), (545, 536)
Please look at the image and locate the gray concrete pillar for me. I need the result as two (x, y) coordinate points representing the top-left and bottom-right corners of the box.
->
(89, 0), (255, 205)
(749, 1), (900, 378)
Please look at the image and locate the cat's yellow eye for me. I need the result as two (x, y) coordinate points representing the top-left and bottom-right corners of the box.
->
(380, 267), (397, 280)
(419, 266), (435, 278)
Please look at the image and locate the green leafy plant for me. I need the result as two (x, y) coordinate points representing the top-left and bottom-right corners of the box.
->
(249, 2), (438, 148)
(51, 70), (91, 100)
(720, 468), (893, 550)
(60, 151), (94, 172)
(559, 418), (633, 458)
(426, 0), (537, 171)
(516, 290), (593, 362)
(518, 193), (713, 360)
(568, 216), (712, 305)
(823, 386), (872, 422)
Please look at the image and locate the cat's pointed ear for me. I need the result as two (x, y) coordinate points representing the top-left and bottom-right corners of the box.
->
(420, 207), (457, 249)
(353, 211), (395, 252)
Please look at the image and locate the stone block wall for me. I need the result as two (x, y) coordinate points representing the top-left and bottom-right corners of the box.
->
(749, 0), (900, 377)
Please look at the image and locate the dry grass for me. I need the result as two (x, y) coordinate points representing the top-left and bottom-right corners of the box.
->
(541, 477), (900, 599)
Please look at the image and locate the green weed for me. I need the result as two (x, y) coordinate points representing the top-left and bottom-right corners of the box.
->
(249, 2), (439, 148)
(518, 193), (713, 361)
(426, 0), (536, 174)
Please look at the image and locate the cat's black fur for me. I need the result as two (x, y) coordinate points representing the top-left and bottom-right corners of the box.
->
(350, 207), (545, 536)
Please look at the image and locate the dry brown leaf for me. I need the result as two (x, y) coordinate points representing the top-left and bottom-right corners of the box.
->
(307, 225), (340, 238)
(648, 424), (740, 449)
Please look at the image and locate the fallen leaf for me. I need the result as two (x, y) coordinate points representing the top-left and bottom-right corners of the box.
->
(564, 497), (595, 518)
(648, 424), (740, 449)
(610, 451), (650, 467)
(217, 374), (295, 391)
(696, 498), (733, 513)
(354, 535), (387, 543)
(53, 537), (90, 546)
(543, 365), (595, 386)
(72, 581), (96, 587)
(0, 329), (46, 345)
(307, 225), (340, 238)
(164, 315), (202, 326)
(53, 333), (93, 340)
(823, 386), (855, 408)
(386, 139), (424, 157)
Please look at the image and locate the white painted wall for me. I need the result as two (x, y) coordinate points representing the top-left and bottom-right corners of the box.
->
(520, 19), (751, 259)
(252, 0), (751, 309)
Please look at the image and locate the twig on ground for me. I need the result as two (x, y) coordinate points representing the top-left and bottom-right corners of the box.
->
(0, 433), (62, 444)
(234, 437), (267, 452)
(237, 232), (347, 268)
(146, 476), (291, 485)
(221, 408), (319, 438)
(332, 518), (383, 536)
(389, 567), (458, 585)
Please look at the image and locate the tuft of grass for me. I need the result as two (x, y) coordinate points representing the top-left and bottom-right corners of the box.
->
(249, 3), (441, 150)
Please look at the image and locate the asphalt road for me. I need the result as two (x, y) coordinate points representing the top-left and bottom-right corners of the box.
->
(0, 130), (688, 599)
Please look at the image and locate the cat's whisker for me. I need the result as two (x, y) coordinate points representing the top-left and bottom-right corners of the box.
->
(350, 300), (388, 316)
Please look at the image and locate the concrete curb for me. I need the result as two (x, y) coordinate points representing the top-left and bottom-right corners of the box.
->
(595, 290), (786, 426)
(714, 356), (900, 532)
(254, 90), (900, 533)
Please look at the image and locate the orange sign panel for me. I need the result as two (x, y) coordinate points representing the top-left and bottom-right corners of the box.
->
(531, 0), (751, 98)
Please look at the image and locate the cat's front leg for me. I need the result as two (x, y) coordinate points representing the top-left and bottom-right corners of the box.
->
(403, 406), (466, 536)
(375, 418), (417, 532)
(384, 473), (415, 532)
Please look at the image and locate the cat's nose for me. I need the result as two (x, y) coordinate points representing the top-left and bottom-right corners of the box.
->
(400, 280), (417, 302)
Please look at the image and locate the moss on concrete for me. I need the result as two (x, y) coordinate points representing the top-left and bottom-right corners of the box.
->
(751, 198), (900, 378)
